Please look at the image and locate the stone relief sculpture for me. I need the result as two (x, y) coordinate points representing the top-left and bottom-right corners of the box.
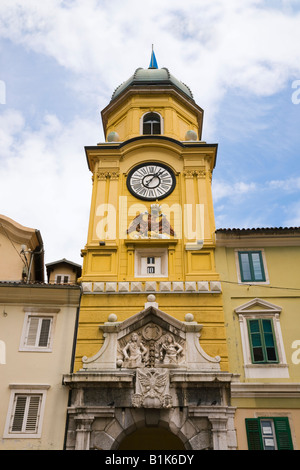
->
(82, 307), (220, 373)
(122, 333), (148, 368)
(159, 334), (183, 365)
(118, 324), (185, 369)
(132, 368), (173, 408)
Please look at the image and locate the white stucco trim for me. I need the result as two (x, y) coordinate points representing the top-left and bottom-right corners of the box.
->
(235, 298), (289, 379)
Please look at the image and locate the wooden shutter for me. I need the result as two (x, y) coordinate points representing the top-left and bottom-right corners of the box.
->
(274, 418), (294, 450)
(25, 396), (41, 432)
(25, 316), (52, 348)
(38, 318), (51, 347)
(11, 394), (41, 434)
(245, 419), (263, 450)
(11, 395), (27, 432)
(26, 317), (40, 347)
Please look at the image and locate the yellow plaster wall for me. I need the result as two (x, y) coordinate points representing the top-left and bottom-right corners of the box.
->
(105, 93), (199, 142)
(215, 243), (300, 381)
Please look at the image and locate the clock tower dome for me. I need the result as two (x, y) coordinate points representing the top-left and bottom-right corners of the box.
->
(63, 52), (237, 451)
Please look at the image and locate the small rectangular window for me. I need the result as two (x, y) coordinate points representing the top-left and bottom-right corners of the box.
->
(4, 387), (48, 439)
(246, 417), (293, 450)
(10, 394), (42, 435)
(247, 318), (278, 364)
(55, 274), (70, 284)
(238, 251), (266, 282)
(24, 316), (52, 350)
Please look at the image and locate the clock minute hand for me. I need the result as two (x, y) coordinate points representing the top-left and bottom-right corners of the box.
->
(144, 171), (162, 187)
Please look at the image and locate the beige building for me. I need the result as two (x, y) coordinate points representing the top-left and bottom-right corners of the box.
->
(0, 215), (81, 450)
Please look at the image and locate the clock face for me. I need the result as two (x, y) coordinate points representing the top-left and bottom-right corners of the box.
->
(127, 162), (176, 200)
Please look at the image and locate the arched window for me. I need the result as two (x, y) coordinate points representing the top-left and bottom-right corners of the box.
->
(142, 112), (161, 135)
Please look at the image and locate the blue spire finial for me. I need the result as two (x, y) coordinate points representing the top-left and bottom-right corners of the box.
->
(149, 45), (158, 69)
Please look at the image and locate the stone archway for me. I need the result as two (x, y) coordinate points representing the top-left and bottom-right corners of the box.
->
(117, 426), (186, 450)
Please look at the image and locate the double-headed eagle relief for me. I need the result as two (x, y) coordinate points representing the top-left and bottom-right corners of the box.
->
(127, 204), (175, 239)
(117, 322), (184, 409)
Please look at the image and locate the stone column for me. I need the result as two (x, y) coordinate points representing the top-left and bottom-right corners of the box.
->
(74, 413), (94, 450)
(209, 417), (229, 450)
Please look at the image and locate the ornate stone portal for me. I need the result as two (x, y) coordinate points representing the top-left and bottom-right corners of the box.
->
(63, 299), (237, 450)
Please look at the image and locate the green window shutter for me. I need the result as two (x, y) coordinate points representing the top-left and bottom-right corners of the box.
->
(247, 319), (278, 364)
(246, 419), (263, 450)
(274, 418), (294, 450)
(238, 251), (266, 282)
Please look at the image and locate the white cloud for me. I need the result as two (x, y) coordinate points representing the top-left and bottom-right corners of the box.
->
(0, 107), (98, 264)
(0, 0), (300, 116)
(212, 180), (257, 202)
(1, 0), (300, 264)
(268, 177), (300, 192)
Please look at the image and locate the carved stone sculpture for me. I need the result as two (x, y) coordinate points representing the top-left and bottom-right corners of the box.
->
(159, 334), (183, 365)
(132, 368), (173, 408)
(122, 333), (147, 368)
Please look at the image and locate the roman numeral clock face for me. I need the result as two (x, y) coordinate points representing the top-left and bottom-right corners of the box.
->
(127, 163), (176, 200)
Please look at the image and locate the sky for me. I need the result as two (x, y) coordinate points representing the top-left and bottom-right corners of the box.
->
(0, 0), (300, 267)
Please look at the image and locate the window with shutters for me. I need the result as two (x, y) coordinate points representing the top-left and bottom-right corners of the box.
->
(235, 298), (289, 379)
(235, 249), (269, 284)
(246, 417), (294, 450)
(19, 312), (56, 352)
(4, 387), (48, 438)
(247, 318), (279, 364)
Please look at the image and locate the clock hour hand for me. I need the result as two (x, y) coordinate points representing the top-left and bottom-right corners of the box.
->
(144, 170), (162, 187)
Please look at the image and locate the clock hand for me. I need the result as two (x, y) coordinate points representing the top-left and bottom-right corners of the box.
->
(144, 170), (162, 187)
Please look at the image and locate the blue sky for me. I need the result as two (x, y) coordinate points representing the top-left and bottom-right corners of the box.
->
(0, 0), (300, 265)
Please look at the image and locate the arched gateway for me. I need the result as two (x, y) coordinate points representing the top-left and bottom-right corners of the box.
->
(63, 303), (237, 450)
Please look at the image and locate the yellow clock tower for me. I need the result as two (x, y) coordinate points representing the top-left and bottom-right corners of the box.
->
(63, 52), (237, 451)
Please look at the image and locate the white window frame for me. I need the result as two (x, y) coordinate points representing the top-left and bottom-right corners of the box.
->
(140, 111), (164, 135)
(135, 248), (168, 278)
(235, 248), (270, 285)
(235, 298), (289, 379)
(19, 310), (58, 352)
(55, 273), (71, 284)
(3, 385), (49, 439)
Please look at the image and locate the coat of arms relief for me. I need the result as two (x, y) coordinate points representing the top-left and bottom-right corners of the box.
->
(117, 323), (184, 408)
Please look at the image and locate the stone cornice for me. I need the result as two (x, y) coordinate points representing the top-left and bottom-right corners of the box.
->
(231, 382), (300, 398)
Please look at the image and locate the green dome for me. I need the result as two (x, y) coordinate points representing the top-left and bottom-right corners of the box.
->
(111, 67), (194, 101)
